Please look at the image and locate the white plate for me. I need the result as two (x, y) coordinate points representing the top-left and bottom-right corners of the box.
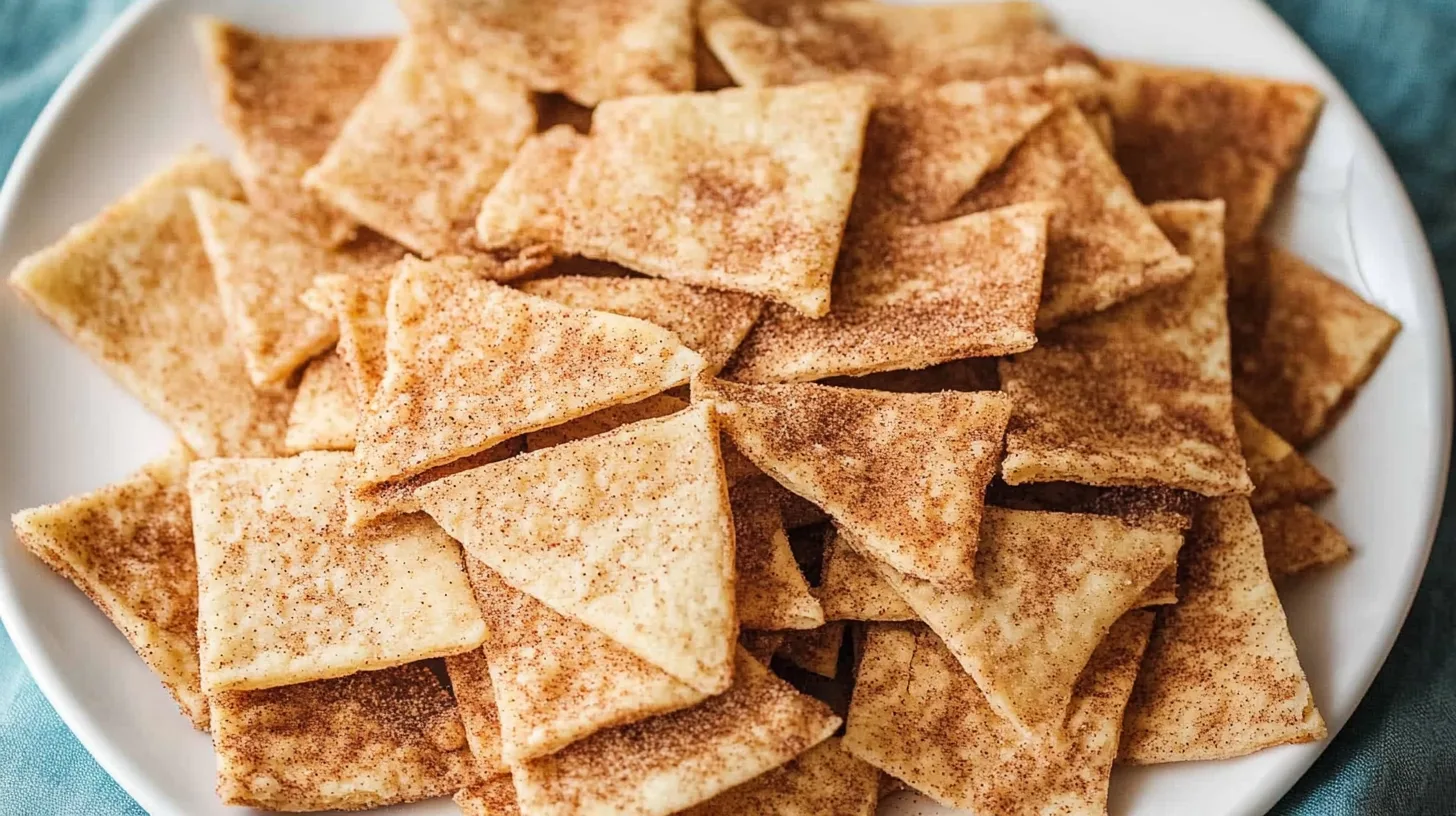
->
(0, 1), (1448, 815)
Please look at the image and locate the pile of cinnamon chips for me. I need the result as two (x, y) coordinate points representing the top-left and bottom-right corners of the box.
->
(7, 2), (1402, 814)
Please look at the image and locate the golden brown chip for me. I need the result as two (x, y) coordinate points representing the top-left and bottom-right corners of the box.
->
(818, 529), (914, 622)
(1258, 503), (1352, 580)
(1142, 566), (1181, 607)
(456, 774), (521, 816)
(284, 351), (358, 453)
(474, 125), (586, 252)
(777, 621), (845, 679)
(731, 478), (824, 631)
(1120, 497), (1326, 762)
(682, 737), (878, 815)
(211, 662), (476, 811)
(443, 648), (508, 775)
(1235, 400), (1333, 510)
(741, 630), (788, 665)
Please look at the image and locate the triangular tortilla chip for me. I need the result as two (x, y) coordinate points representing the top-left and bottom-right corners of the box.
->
(844, 613), (1153, 814)
(520, 275), (765, 374)
(731, 478), (824, 630)
(195, 19), (394, 246)
(305, 271), (392, 408)
(777, 621), (845, 679)
(999, 200), (1252, 496)
(353, 256), (705, 497)
(683, 737), (879, 816)
(1235, 400), (1333, 510)
(417, 402), (735, 694)
(462, 556), (707, 764)
(697, 379), (1011, 588)
(512, 649), (840, 816)
(1257, 503), (1351, 580)
(822, 357), (1000, 393)
(562, 82), (873, 316)
(741, 630), (788, 665)
(475, 125), (587, 252)
(456, 775), (521, 816)
(443, 648), (507, 775)
(1229, 242), (1401, 447)
(1143, 565), (1180, 607)
(862, 507), (1181, 736)
(210, 662), (475, 811)
(398, 0), (695, 106)
(818, 529), (914, 622)
(284, 351), (359, 453)
(10, 448), (206, 729)
(8, 148), (293, 457)
(724, 204), (1050, 383)
(191, 452), (485, 692)
(303, 36), (535, 257)
(955, 106), (1193, 328)
(1108, 61), (1324, 249)
(1120, 497), (1326, 762)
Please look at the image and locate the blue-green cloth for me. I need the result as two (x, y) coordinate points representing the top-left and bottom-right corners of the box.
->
(0, 1), (1452, 814)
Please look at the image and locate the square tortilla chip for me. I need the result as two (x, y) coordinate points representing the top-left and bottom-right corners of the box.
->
(1229, 242), (1401, 447)
(843, 613), (1153, 814)
(284, 351), (359, 453)
(456, 775), (521, 816)
(195, 19), (394, 246)
(303, 36), (535, 257)
(417, 402), (735, 694)
(10, 448), (206, 729)
(1235, 400), (1333, 510)
(1257, 503), (1352, 580)
(730, 478), (824, 630)
(682, 737), (878, 816)
(7, 148), (292, 457)
(741, 630), (788, 665)
(818, 529), (914, 622)
(955, 106), (1193, 328)
(211, 662), (476, 811)
(1000, 200), (1253, 496)
(562, 82), (872, 317)
(777, 621), (845, 679)
(475, 125), (587, 252)
(512, 649), (840, 816)
(443, 648), (507, 775)
(191, 452), (485, 692)
(1120, 497), (1326, 762)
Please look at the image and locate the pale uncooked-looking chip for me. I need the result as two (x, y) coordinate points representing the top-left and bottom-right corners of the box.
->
(563, 82), (872, 317)
(777, 621), (846, 679)
(731, 478), (824, 630)
(1235, 400), (1333, 510)
(955, 106), (1193, 329)
(844, 614), (1153, 814)
(683, 737), (878, 816)
(1120, 497), (1326, 762)
(8, 148), (292, 457)
(303, 36), (535, 257)
(1257, 504), (1351, 580)
(417, 402), (735, 694)
(195, 19), (394, 246)
(999, 200), (1253, 496)
(211, 662), (476, 811)
(818, 529), (914, 622)
(10, 448), (206, 729)
(475, 125), (587, 251)
(443, 648), (507, 776)
(697, 379), (1011, 588)
(456, 775), (521, 816)
(191, 452), (485, 693)
(512, 649), (841, 816)
(284, 351), (358, 453)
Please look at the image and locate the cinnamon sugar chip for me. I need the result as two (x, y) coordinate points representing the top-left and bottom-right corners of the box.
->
(303, 37), (535, 257)
(1142, 566), (1180, 607)
(7, 148), (293, 457)
(211, 662), (476, 811)
(1257, 504), (1351, 580)
(955, 106), (1193, 329)
(1000, 200), (1253, 496)
(741, 630), (788, 665)
(456, 774), (522, 816)
(11, 448), (207, 729)
(475, 125), (587, 252)
(860, 507), (1180, 737)
(443, 648), (508, 775)
(1120, 497), (1326, 762)
(818, 529), (914, 622)
(823, 357), (1000, 394)
(416, 403), (736, 694)
(1229, 243), (1401, 447)
(844, 613), (1153, 814)
(1235, 400), (1333, 510)
(725, 204), (1050, 383)
(305, 271), (392, 408)
(697, 379), (1011, 588)
(562, 82), (872, 316)
(777, 621), (846, 679)
(731, 479), (825, 630)
(191, 452), (485, 693)
(462, 557), (707, 764)
(683, 737), (878, 816)
(399, 0), (695, 106)
(1108, 61), (1324, 249)
(195, 19), (394, 246)
(284, 351), (358, 453)
(520, 275), (765, 374)
(512, 649), (841, 816)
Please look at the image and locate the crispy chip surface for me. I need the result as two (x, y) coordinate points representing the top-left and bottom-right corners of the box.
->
(475, 125), (587, 252)
(682, 737), (878, 816)
(456, 774), (522, 816)
(1257, 504), (1352, 580)
(1235, 400), (1333, 510)
(284, 351), (359, 453)
(777, 621), (846, 679)
(740, 630), (788, 665)
(730, 478), (824, 630)
(818, 530), (914, 622)
(443, 647), (508, 775)
(524, 394), (689, 452)
(306, 271), (392, 407)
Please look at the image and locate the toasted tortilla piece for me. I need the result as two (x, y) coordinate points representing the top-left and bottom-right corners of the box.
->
(1142, 566), (1180, 607)
(1229, 243), (1401, 447)
(822, 357), (1000, 393)
(463, 557), (706, 764)
(399, 0), (694, 106)
(741, 630), (788, 665)
(777, 621), (845, 679)
(305, 271), (392, 408)
(303, 36), (535, 257)
(7, 149), (292, 457)
(818, 529), (914, 622)
(417, 403), (735, 694)
(191, 452), (485, 693)
(844, 613), (1154, 814)
(443, 648), (508, 775)
(1120, 497), (1326, 762)
(284, 351), (359, 453)
(863, 507), (1180, 736)
(475, 125), (587, 252)
(512, 649), (840, 816)
(955, 106), (1193, 329)
(563, 82), (872, 317)
(456, 775), (522, 816)
(10, 448), (206, 729)
(697, 379), (1011, 588)
(1000, 200), (1252, 496)
(725, 204), (1050, 383)
(1257, 504), (1352, 580)
(1235, 400), (1333, 510)
(195, 19), (394, 246)
(1108, 61), (1324, 250)
(211, 662), (476, 811)
(731, 478), (825, 630)
(683, 737), (878, 816)
(520, 275), (765, 374)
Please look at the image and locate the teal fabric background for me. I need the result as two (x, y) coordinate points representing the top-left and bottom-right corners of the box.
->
(0, 1), (1451, 814)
